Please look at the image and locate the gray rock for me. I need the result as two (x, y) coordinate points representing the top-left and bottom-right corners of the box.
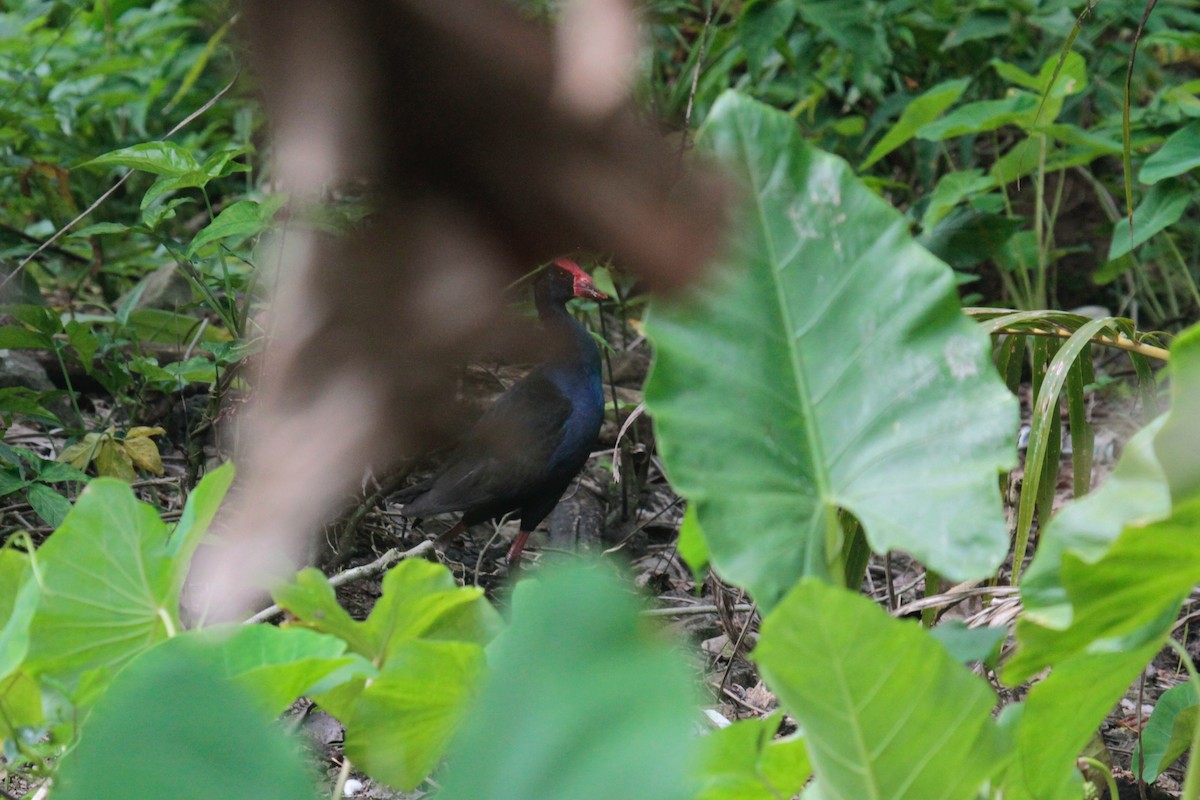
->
(0, 349), (54, 392)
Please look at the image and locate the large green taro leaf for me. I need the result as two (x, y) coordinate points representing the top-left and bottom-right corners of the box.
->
(756, 580), (1009, 800)
(23, 480), (177, 686)
(23, 469), (234, 689)
(645, 91), (1017, 607)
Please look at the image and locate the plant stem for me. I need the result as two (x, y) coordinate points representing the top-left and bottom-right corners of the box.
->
(984, 325), (1169, 362)
(921, 568), (940, 628)
(331, 756), (353, 800)
(1078, 756), (1119, 800)
(1034, 133), (1048, 309)
(52, 344), (85, 424)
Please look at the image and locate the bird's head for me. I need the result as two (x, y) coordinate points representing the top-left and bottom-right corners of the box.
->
(550, 258), (609, 301)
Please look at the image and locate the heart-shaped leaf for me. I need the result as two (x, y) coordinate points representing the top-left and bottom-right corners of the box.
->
(645, 92), (1017, 607)
(24, 480), (176, 687)
(756, 580), (1008, 800)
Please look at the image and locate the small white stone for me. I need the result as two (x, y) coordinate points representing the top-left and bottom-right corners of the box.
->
(343, 778), (364, 797)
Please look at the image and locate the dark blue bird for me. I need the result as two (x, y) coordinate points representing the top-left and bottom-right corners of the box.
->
(397, 259), (608, 563)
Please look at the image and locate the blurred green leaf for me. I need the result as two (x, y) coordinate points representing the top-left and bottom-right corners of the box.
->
(1002, 639), (1166, 800)
(193, 624), (361, 717)
(120, 308), (233, 345)
(0, 326), (53, 349)
(141, 195), (195, 229)
(361, 558), (502, 654)
(696, 715), (811, 800)
(54, 637), (317, 800)
(167, 462), (235, 564)
(676, 504), (709, 583)
(0, 470), (27, 497)
(8, 306), (61, 336)
(437, 561), (698, 800)
(738, 0), (795, 78)
(991, 52), (1086, 99)
(700, 714), (811, 800)
(65, 320), (99, 371)
(919, 207), (1023, 269)
(929, 621), (1005, 667)
(0, 550), (37, 680)
(1009, 323), (1200, 682)
(140, 170), (211, 210)
(69, 221), (134, 237)
(862, 78), (969, 169)
(918, 93), (1040, 140)
(0, 388), (62, 425)
(941, 11), (1010, 49)
(0, 671), (42, 741)
(273, 568), (375, 655)
(920, 169), (995, 229)
(276, 559), (500, 664)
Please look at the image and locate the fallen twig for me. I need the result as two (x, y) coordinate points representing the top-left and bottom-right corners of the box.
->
(643, 602), (755, 618)
(244, 539), (434, 624)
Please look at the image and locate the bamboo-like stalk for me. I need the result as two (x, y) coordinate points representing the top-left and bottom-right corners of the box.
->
(987, 325), (1169, 362)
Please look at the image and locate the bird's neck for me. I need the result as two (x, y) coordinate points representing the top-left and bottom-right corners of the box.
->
(537, 299), (601, 377)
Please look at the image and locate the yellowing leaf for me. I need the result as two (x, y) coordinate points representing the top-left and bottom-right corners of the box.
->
(124, 435), (164, 476)
(126, 426), (166, 439)
(95, 440), (136, 482)
(58, 433), (103, 471)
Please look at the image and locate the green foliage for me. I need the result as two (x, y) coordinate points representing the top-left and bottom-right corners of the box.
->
(6, 2), (1200, 799)
(437, 561), (700, 800)
(57, 425), (166, 480)
(53, 635), (317, 800)
(0, 465), (233, 773)
(1, 0), (264, 437)
(1135, 680), (1200, 782)
(695, 715), (810, 800)
(758, 580), (1010, 800)
(0, 444), (85, 526)
(646, 92), (1017, 607)
(273, 560), (502, 789)
(646, 0), (1200, 319)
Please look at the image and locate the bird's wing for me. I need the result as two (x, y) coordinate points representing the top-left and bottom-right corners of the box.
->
(398, 371), (573, 518)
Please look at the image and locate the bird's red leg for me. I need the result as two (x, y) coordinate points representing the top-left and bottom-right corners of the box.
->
(437, 519), (467, 544)
(506, 530), (531, 563)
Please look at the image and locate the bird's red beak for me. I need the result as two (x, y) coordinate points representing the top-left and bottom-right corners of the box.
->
(555, 258), (609, 301)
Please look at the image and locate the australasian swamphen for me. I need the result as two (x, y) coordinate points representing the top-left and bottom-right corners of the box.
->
(397, 259), (609, 563)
